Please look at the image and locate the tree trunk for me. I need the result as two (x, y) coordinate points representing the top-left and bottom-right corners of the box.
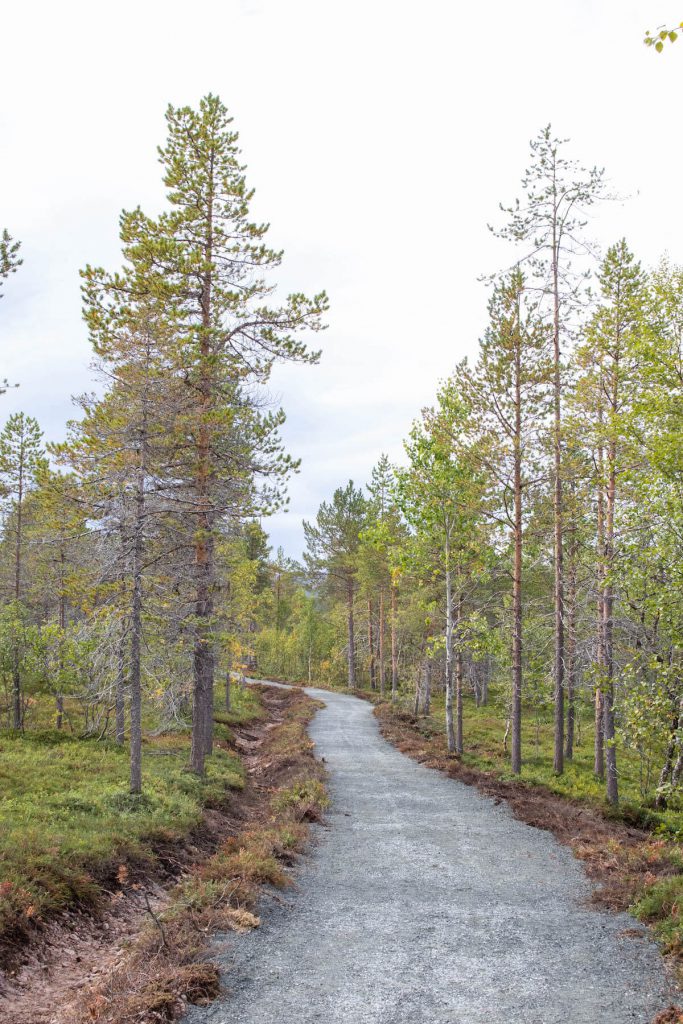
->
(378, 587), (386, 698)
(368, 599), (376, 690)
(552, 228), (565, 776)
(390, 582), (398, 701)
(12, 455), (24, 731)
(129, 460), (145, 796)
(190, 161), (216, 775)
(444, 561), (456, 754)
(115, 616), (126, 745)
(455, 647), (464, 756)
(565, 538), (578, 760)
(603, 441), (619, 805)
(656, 694), (682, 808)
(595, 437), (605, 780)
(423, 659), (432, 715)
(455, 594), (464, 755)
(511, 333), (523, 774)
(346, 579), (356, 688)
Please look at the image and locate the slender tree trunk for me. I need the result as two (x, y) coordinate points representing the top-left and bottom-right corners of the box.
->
(444, 558), (456, 754)
(347, 579), (356, 688)
(423, 659), (432, 715)
(390, 582), (398, 701)
(511, 327), (523, 774)
(115, 612), (126, 745)
(12, 458), (24, 730)
(413, 658), (422, 715)
(378, 587), (386, 698)
(551, 223), (565, 776)
(190, 158), (216, 775)
(129, 441), (146, 796)
(482, 657), (489, 706)
(55, 559), (66, 730)
(595, 439), (605, 780)
(455, 594), (464, 755)
(656, 692), (682, 808)
(565, 537), (578, 760)
(603, 438), (619, 805)
(368, 598), (376, 690)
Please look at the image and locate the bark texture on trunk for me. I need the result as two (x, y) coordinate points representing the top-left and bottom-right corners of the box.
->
(378, 588), (386, 698)
(390, 583), (398, 701)
(12, 456), (24, 731)
(368, 599), (376, 690)
(455, 595), (464, 756)
(423, 659), (432, 714)
(444, 562), (455, 754)
(190, 159), (216, 775)
(595, 441), (606, 780)
(129, 447), (145, 795)
(565, 539), (578, 761)
(346, 579), (356, 688)
(603, 439), (619, 805)
(551, 234), (565, 776)
(511, 332), (523, 774)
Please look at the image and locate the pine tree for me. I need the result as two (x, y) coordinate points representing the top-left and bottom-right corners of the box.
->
(581, 240), (647, 804)
(303, 483), (367, 688)
(0, 230), (21, 299)
(494, 125), (608, 775)
(82, 94), (327, 775)
(461, 271), (550, 772)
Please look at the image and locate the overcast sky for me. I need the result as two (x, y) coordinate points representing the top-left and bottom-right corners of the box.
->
(2, 0), (682, 556)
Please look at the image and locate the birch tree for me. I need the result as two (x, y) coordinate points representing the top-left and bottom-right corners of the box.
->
(397, 383), (485, 754)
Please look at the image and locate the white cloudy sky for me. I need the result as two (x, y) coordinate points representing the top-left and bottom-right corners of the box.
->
(2, 0), (682, 556)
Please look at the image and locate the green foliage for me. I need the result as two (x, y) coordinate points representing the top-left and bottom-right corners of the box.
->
(0, 229), (21, 299)
(644, 23), (683, 52)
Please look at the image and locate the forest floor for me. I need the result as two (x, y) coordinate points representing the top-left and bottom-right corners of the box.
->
(190, 684), (675, 1024)
(0, 684), (327, 1024)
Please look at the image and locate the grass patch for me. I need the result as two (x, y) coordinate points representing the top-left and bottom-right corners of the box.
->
(0, 685), (261, 965)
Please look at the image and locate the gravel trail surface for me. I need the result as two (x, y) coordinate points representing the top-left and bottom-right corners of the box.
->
(188, 686), (673, 1024)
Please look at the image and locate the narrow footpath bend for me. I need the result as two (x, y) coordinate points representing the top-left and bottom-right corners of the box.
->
(188, 686), (674, 1024)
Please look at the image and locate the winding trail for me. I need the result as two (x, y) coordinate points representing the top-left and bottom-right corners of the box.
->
(188, 686), (673, 1024)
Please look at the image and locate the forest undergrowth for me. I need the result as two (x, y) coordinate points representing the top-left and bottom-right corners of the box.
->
(0, 684), (327, 1024)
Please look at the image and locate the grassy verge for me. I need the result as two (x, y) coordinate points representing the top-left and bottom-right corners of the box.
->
(374, 693), (683, 983)
(76, 685), (327, 1024)
(0, 686), (262, 967)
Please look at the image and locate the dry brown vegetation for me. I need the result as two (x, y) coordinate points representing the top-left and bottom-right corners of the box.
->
(1, 685), (327, 1024)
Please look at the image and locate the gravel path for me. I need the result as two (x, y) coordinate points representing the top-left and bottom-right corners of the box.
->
(188, 686), (674, 1024)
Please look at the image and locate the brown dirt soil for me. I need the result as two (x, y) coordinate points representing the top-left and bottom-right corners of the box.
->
(654, 1008), (683, 1024)
(0, 685), (326, 1024)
